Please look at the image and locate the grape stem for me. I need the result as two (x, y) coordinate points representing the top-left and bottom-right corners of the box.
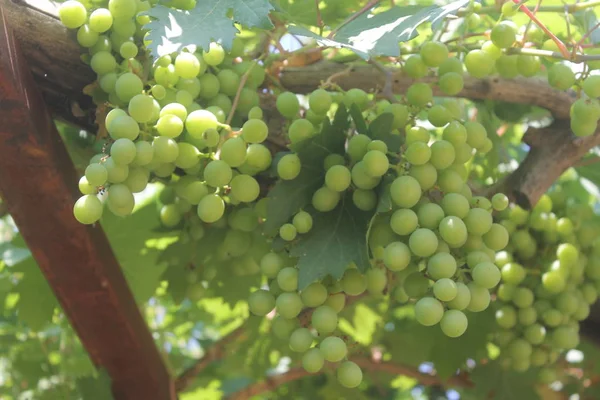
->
(226, 58), (263, 126)
(511, 0), (571, 59)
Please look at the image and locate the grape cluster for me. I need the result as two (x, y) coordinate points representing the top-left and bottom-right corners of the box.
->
(63, 0), (266, 228)
(492, 190), (600, 378)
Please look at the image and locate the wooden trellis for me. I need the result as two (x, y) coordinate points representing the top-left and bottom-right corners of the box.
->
(0, 5), (175, 399)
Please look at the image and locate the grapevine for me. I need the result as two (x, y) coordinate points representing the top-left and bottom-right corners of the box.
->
(46, 0), (600, 397)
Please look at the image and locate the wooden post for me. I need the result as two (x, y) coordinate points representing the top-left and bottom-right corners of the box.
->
(0, 7), (175, 400)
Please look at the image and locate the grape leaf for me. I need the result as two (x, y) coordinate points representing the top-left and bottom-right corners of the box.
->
(469, 360), (540, 400)
(289, 194), (373, 289)
(76, 369), (114, 400)
(368, 112), (403, 151)
(289, 0), (469, 59)
(349, 104), (368, 135)
(15, 259), (58, 331)
(264, 106), (349, 236)
(143, 0), (274, 58)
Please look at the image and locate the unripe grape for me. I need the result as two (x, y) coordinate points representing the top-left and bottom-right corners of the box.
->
(420, 41), (448, 67)
(440, 310), (468, 337)
(197, 194), (225, 223)
(59, 1), (87, 29)
(73, 195), (103, 225)
(337, 361), (362, 388)
(312, 187), (341, 212)
(279, 224), (298, 242)
(383, 242), (411, 271)
(439, 72), (464, 95)
(353, 189), (377, 211)
(433, 278), (458, 301)
(325, 165), (351, 192)
(312, 305), (338, 334)
(407, 83), (433, 107)
(278, 154), (301, 180)
(341, 269), (367, 296)
(390, 176), (421, 208)
(309, 89), (332, 115)
(289, 328), (313, 352)
(491, 21), (517, 49)
(390, 209), (418, 236)
(242, 119), (269, 143)
(320, 336), (347, 362)
(517, 55), (541, 77)
(465, 50), (494, 78)
(302, 348), (324, 373)
(301, 282), (327, 307)
(362, 150), (389, 177)
(276, 92), (300, 119)
(548, 64), (576, 90)
(415, 297), (444, 326)
(583, 75), (600, 98)
(276, 292), (303, 319)
(248, 290), (275, 316)
(404, 55), (428, 78)
(409, 228), (438, 257)
(288, 119), (315, 144)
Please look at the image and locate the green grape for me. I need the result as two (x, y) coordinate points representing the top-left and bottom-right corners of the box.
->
(230, 175), (260, 203)
(293, 211), (313, 234)
(288, 119), (315, 144)
(59, 0), (87, 29)
(277, 154), (301, 180)
(438, 57), (463, 76)
(109, 0), (137, 18)
(198, 74), (220, 99)
(99, 72), (117, 94)
(85, 163), (108, 187)
(404, 55), (428, 78)
(464, 208), (493, 235)
(491, 193), (509, 211)
(420, 41), (449, 67)
(289, 328), (313, 352)
(312, 187), (341, 212)
(125, 167), (149, 193)
(115, 73), (143, 103)
(407, 83), (433, 108)
(353, 189), (377, 211)
(156, 115), (184, 138)
(362, 150), (389, 177)
(557, 243), (578, 267)
(418, 203), (445, 230)
(507, 338), (533, 361)
(442, 121), (467, 145)
(261, 252), (284, 278)
(465, 50), (494, 78)
(552, 326), (579, 349)
(427, 251), (457, 280)
(464, 121), (487, 149)
(347, 134), (372, 163)
(276, 92), (300, 119)
(104, 157), (129, 183)
(467, 283), (490, 312)
(341, 269), (367, 296)
(390, 209), (418, 236)
(324, 153), (345, 170)
(366, 268), (387, 295)
(496, 54), (519, 78)
(447, 282), (471, 310)
(524, 324), (546, 345)
(406, 126), (430, 144)
(583, 75), (600, 98)
(79, 176), (95, 195)
(107, 184), (134, 216)
(501, 1), (518, 16)
(433, 278), (458, 301)
(415, 297), (444, 326)
(204, 160), (232, 188)
(390, 176), (421, 208)
(439, 216), (467, 248)
(439, 72), (464, 95)
(160, 103), (188, 121)
(272, 316), (296, 340)
(248, 290), (276, 316)
(186, 110), (218, 138)
(383, 242), (411, 271)
(127, 94), (154, 124)
(90, 35), (112, 55)
(430, 140), (455, 170)
(73, 195), (103, 225)
(325, 165), (352, 192)
(428, 105), (453, 127)
(309, 89), (332, 115)
(325, 293), (346, 312)
(277, 267), (298, 292)
(91, 51), (117, 75)
(320, 336), (347, 362)
(301, 282), (328, 307)
(203, 43), (225, 66)
(556, 291), (578, 315)
(351, 162), (380, 189)
(547, 64), (576, 90)
(279, 223), (297, 241)
(403, 272), (430, 298)
(89, 8), (113, 33)
(496, 305), (517, 328)
(491, 21), (517, 48)
(483, 223), (509, 251)
(441, 193), (469, 219)
(107, 113), (140, 141)
(405, 142), (431, 165)
(386, 104), (410, 130)
(312, 305), (338, 334)
(276, 292), (303, 319)
(217, 69), (240, 97)
(77, 25), (99, 48)
(501, 262), (526, 285)
(517, 55), (541, 77)
(513, 287), (534, 308)
(409, 228), (438, 257)
(409, 163), (438, 191)
(472, 262), (501, 289)
(220, 137), (247, 167)
(337, 361), (362, 388)
(302, 348), (325, 373)
(440, 310), (468, 337)
(467, 251), (491, 269)
(242, 119), (269, 144)
(197, 194), (225, 223)
(438, 170), (463, 193)
(110, 138), (137, 165)
(248, 107), (263, 120)
(344, 88), (369, 110)
(160, 204), (181, 228)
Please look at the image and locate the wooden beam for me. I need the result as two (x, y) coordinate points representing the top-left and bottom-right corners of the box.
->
(0, 6), (175, 400)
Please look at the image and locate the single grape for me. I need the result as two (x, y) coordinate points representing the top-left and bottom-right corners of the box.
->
(312, 305), (338, 334)
(440, 310), (468, 337)
(447, 282), (471, 310)
(390, 176), (421, 208)
(491, 21), (517, 48)
(472, 262), (501, 289)
(110, 138), (137, 165)
(439, 72), (464, 95)
(186, 110), (219, 138)
(320, 336), (347, 362)
(383, 242), (411, 271)
(439, 216), (468, 248)
(404, 55), (428, 79)
(583, 75), (600, 98)
(517, 55), (541, 77)
(409, 228), (438, 257)
(309, 89), (332, 115)
(302, 348), (325, 373)
(362, 150), (389, 177)
(407, 83), (433, 108)
(85, 163), (108, 187)
(465, 50), (494, 78)
(428, 105), (453, 127)
(73, 195), (103, 224)
(390, 209), (418, 236)
(248, 290), (276, 316)
(409, 163), (438, 191)
(301, 282), (328, 307)
(312, 187), (341, 212)
(230, 175), (260, 203)
(288, 119), (315, 144)
(337, 361), (363, 388)
(115, 72), (143, 103)
(325, 165), (352, 192)
(420, 41), (449, 67)
(430, 140), (455, 170)
(466, 283), (490, 312)
(59, 0), (87, 29)
(386, 103), (410, 130)
(276, 92), (300, 119)
(341, 269), (367, 296)
(427, 251), (457, 279)
(415, 297), (444, 326)
(277, 154), (301, 180)
(276, 292), (304, 319)
(483, 223), (509, 251)
(433, 278), (458, 301)
(242, 119), (269, 143)
(405, 142), (431, 165)
(548, 64), (576, 90)
(197, 194), (225, 223)
(289, 328), (314, 352)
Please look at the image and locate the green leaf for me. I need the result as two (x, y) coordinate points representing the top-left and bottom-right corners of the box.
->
(264, 107), (350, 235)
(15, 260), (58, 331)
(289, 1), (469, 59)
(143, 0), (274, 58)
(76, 369), (114, 400)
(469, 360), (540, 400)
(349, 104), (368, 135)
(368, 112), (403, 151)
(289, 194), (373, 289)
